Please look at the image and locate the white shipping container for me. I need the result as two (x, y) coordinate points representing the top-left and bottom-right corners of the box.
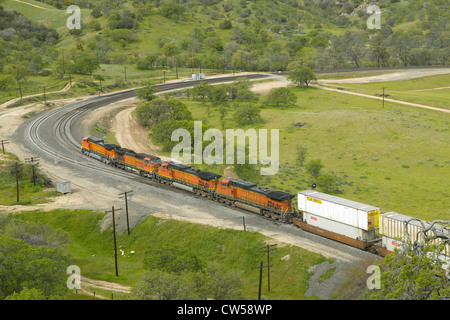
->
(380, 212), (450, 260)
(298, 190), (380, 231)
(305, 212), (371, 241)
(379, 212), (424, 242)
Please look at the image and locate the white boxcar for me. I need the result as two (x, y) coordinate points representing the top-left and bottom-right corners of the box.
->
(298, 190), (381, 241)
(380, 212), (450, 264)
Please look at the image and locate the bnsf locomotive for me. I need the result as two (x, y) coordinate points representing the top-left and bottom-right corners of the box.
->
(82, 136), (296, 221)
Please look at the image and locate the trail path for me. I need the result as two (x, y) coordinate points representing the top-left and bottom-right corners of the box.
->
(311, 84), (450, 113)
(317, 68), (450, 84)
(13, 0), (53, 10)
(0, 82), (74, 109)
(78, 276), (131, 299)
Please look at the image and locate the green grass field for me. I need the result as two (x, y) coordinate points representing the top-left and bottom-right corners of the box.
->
(166, 83), (449, 223)
(10, 209), (326, 300)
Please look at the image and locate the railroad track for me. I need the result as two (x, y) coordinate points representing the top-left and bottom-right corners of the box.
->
(26, 73), (270, 183)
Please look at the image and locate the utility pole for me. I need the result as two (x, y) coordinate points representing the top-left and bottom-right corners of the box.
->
(242, 216), (246, 232)
(105, 206), (122, 276)
(13, 162), (22, 203)
(25, 157), (39, 186)
(261, 244), (277, 292)
(18, 83), (23, 100)
(0, 139), (9, 155)
(43, 87), (47, 104)
(252, 261), (271, 300)
(124, 66), (127, 82)
(382, 87), (386, 108)
(119, 190), (133, 235)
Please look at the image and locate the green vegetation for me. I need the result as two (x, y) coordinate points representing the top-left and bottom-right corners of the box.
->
(373, 244), (450, 300)
(0, 215), (71, 300)
(0, 153), (58, 206)
(0, 0), (448, 104)
(1, 209), (326, 300)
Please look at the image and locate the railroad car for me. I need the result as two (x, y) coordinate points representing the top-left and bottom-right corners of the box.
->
(115, 148), (161, 177)
(379, 212), (450, 265)
(156, 162), (221, 197)
(293, 190), (381, 251)
(81, 136), (119, 164)
(216, 178), (296, 221)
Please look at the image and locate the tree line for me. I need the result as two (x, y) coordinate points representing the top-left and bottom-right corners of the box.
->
(0, 0), (448, 100)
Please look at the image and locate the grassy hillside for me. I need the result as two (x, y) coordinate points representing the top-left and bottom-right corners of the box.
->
(8, 209), (327, 300)
(0, 0), (448, 104)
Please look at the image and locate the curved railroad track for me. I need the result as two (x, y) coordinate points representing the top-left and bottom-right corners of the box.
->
(25, 74), (270, 181)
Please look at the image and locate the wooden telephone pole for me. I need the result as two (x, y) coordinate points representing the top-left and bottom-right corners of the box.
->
(252, 261), (272, 300)
(14, 162), (21, 203)
(105, 206), (122, 276)
(0, 139), (9, 155)
(261, 244), (277, 292)
(25, 156), (39, 186)
(119, 190), (133, 235)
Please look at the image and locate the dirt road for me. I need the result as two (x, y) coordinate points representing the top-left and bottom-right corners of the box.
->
(318, 68), (450, 84)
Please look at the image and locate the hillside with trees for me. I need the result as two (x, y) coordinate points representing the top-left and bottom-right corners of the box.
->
(0, 0), (448, 102)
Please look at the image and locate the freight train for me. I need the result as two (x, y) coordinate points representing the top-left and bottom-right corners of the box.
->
(81, 136), (296, 221)
(81, 136), (450, 262)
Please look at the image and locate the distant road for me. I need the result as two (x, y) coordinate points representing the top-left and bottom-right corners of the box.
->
(311, 84), (450, 114)
(311, 67), (450, 113)
(318, 67), (450, 84)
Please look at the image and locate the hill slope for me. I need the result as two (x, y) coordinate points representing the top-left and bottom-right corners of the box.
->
(0, 0), (448, 101)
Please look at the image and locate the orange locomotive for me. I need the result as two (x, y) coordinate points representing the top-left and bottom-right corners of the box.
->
(157, 162), (221, 198)
(82, 137), (161, 176)
(216, 178), (295, 221)
(81, 137), (119, 164)
(115, 148), (161, 177)
(81, 136), (296, 220)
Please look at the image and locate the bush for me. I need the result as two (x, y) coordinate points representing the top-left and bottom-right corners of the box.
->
(232, 104), (262, 126)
